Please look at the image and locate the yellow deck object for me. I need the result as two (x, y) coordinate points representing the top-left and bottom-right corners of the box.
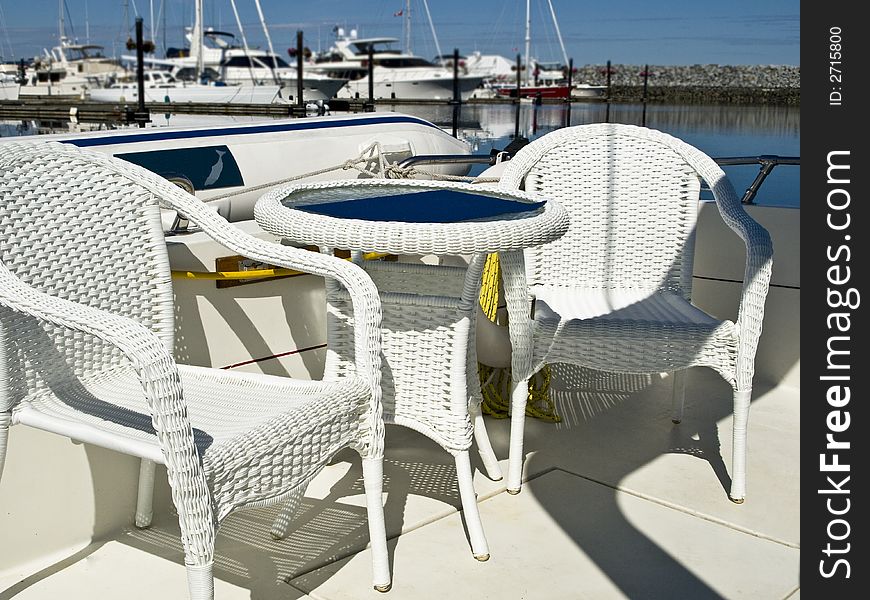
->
(477, 253), (560, 422)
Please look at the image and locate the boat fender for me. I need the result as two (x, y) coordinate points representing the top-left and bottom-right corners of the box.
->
(475, 304), (512, 369)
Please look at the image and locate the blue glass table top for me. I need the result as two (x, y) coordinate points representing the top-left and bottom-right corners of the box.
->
(292, 189), (546, 223)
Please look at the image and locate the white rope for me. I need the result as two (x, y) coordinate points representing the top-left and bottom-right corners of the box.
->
(204, 143), (499, 202)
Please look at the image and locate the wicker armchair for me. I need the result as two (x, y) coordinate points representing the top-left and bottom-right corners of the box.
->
(0, 142), (390, 597)
(497, 124), (773, 503)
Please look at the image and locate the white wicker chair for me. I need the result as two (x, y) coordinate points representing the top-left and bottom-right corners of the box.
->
(0, 141), (390, 597)
(497, 123), (774, 503)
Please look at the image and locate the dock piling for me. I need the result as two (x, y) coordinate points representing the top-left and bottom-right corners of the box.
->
(514, 53), (521, 138)
(296, 31), (304, 109)
(133, 18), (150, 128)
(451, 48), (460, 138)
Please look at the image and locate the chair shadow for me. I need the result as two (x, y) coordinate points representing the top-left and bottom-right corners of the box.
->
(171, 243), (326, 379)
(519, 364), (779, 599)
(112, 431), (469, 598)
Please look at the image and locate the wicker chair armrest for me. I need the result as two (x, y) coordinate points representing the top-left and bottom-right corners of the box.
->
(47, 143), (382, 397)
(55, 143), (385, 453)
(646, 138), (774, 389)
(110, 153), (386, 455)
(705, 172), (774, 390)
(0, 261), (215, 555)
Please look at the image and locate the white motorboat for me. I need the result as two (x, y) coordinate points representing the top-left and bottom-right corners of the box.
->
(310, 31), (485, 101)
(137, 31), (346, 103)
(216, 48), (346, 102)
(87, 69), (283, 105)
(571, 82), (608, 98)
(19, 37), (125, 98)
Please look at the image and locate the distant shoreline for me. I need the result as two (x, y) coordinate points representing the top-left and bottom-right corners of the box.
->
(604, 85), (799, 105)
(573, 64), (800, 105)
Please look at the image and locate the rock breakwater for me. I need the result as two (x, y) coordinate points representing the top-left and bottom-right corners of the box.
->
(573, 64), (799, 104)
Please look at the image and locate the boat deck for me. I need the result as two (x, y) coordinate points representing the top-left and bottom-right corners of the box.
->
(0, 367), (799, 599)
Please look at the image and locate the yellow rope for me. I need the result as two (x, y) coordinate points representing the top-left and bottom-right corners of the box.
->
(477, 254), (560, 422)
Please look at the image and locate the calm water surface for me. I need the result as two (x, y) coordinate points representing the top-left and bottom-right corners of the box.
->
(386, 102), (799, 207)
(1, 101), (799, 207)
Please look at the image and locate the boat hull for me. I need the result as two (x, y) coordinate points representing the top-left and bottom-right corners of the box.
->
(20, 112), (471, 222)
(87, 84), (283, 105)
(335, 73), (485, 101)
(571, 84), (607, 98)
(277, 77), (347, 102)
(494, 84), (571, 99)
(0, 81), (19, 101)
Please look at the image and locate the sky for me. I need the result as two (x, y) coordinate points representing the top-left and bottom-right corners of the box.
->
(0, 0), (800, 66)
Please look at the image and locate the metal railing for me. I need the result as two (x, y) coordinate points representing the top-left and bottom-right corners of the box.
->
(399, 153), (800, 204)
(713, 155), (799, 204)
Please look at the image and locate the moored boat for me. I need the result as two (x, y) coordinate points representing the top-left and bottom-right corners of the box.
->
(310, 32), (485, 101)
(87, 69), (284, 105)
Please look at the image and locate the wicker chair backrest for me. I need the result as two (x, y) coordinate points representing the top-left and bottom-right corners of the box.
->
(0, 142), (175, 408)
(500, 124), (702, 295)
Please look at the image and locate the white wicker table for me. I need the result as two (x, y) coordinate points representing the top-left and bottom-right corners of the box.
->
(254, 178), (568, 560)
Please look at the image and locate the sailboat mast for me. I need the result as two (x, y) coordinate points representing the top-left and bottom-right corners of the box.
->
(192, 0), (203, 80)
(58, 0), (65, 41)
(546, 0), (569, 67)
(421, 0), (443, 64)
(229, 0), (259, 84)
(524, 0), (531, 84)
(405, 0), (411, 54)
(253, 0), (280, 84)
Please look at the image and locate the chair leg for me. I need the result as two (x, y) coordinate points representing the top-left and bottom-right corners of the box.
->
(135, 459), (156, 528)
(729, 388), (752, 504)
(269, 494), (304, 540)
(471, 405), (503, 481)
(506, 378), (529, 494)
(0, 412), (10, 483)
(185, 561), (215, 600)
(671, 370), (687, 424)
(455, 451), (490, 561)
(362, 457), (392, 592)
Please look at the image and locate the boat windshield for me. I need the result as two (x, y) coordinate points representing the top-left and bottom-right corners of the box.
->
(224, 55), (290, 69)
(349, 41), (402, 56)
(253, 55), (290, 69)
(65, 45), (107, 61)
(376, 57), (436, 68)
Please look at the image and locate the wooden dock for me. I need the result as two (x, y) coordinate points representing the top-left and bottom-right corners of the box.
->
(0, 94), (593, 126)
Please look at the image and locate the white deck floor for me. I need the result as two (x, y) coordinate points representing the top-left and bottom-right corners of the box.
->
(0, 368), (799, 599)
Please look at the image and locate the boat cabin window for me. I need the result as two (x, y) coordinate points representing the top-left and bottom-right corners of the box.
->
(224, 55), (289, 69)
(253, 55), (290, 69)
(223, 56), (254, 68)
(376, 57), (435, 68)
(349, 41), (402, 57)
(66, 45), (107, 61)
(174, 67), (220, 82)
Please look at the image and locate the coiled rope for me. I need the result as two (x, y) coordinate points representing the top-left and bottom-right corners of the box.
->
(204, 142), (498, 203)
(477, 254), (560, 422)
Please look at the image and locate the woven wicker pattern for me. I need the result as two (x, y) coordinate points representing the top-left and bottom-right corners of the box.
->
(497, 124), (774, 502)
(0, 141), (390, 596)
(255, 178), (568, 561)
(254, 178), (568, 256)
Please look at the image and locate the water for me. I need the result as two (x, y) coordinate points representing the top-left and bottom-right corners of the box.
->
(1, 101), (799, 207)
(381, 102), (800, 207)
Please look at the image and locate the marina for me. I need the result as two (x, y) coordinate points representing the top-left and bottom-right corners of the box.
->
(0, 1), (803, 599)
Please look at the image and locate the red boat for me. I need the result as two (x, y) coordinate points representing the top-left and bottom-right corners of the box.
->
(493, 84), (572, 99)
